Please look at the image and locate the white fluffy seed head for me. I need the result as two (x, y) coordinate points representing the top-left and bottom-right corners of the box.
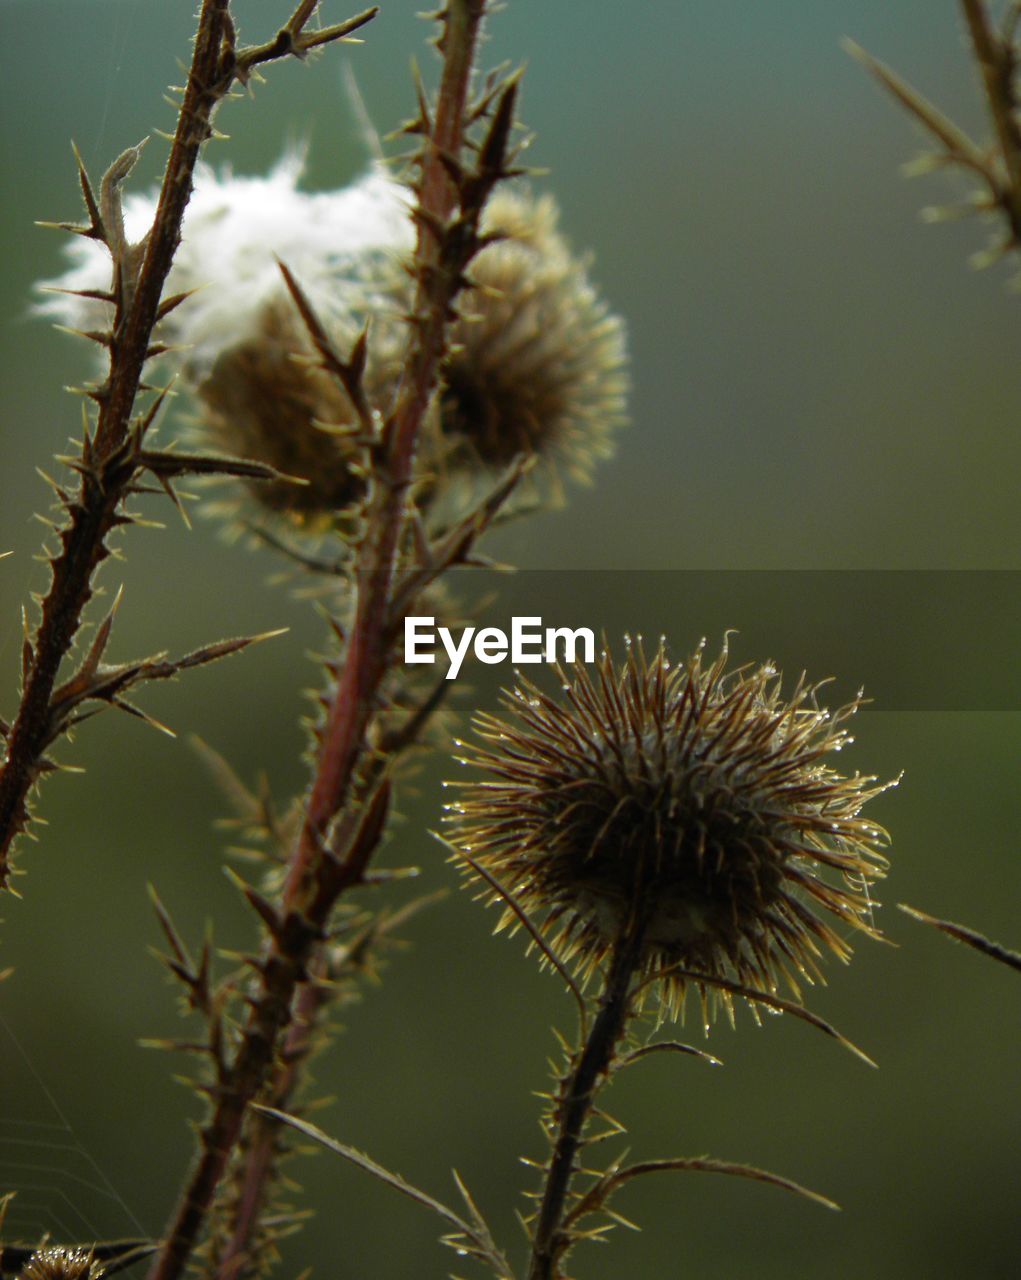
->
(37, 152), (415, 375)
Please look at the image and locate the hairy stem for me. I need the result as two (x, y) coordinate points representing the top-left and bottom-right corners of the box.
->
(214, 962), (328, 1276)
(527, 919), (647, 1280)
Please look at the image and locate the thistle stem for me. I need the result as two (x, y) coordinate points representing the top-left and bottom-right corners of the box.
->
(282, 0), (486, 905)
(0, 0), (232, 888)
(527, 917), (647, 1280)
(214, 963), (328, 1277)
(151, 6), (490, 1275)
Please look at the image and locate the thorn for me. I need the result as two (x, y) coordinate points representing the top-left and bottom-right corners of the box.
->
(52, 323), (113, 347)
(70, 139), (104, 238)
(112, 696), (177, 738)
(77, 584), (125, 684)
(156, 290), (196, 322)
(225, 865), (286, 941)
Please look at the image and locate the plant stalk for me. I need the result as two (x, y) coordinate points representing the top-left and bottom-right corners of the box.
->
(527, 918), (647, 1280)
(150, 6), (489, 1276)
(0, 0), (232, 887)
(960, 0), (1021, 238)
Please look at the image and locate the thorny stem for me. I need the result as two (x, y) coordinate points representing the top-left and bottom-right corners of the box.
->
(282, 0), (485, 905)
(0, 0), (230, 887)
(96, 1), (229, 457)
(527, 916), (648, 1280)
(0, 0), (377, 890)
(961, 0), (1021, 240)
(151, 6), (490, 1276)
(218, 894), (430, 1273)
(216, 964), (328, 1275)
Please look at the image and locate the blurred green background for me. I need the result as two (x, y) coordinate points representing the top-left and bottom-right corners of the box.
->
(2, 2), (1020, 1277)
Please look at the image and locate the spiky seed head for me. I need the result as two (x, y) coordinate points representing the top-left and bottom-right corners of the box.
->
(18, 1249), (105, 1280)
(435, 187), (628, 492)
(39, 155), (626, 515)
(447, 640), (894, 1021)
(35, 158), (412, 528)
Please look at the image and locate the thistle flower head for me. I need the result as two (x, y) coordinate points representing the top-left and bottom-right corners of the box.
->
(37, 156), (414, 527)
(447, 640), (893, 1021)
(436, 186), (628, 492)
(18, 1249), (105, 1280)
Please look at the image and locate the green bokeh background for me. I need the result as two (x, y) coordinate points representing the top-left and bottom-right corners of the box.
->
(1, 2), (1020, 1277)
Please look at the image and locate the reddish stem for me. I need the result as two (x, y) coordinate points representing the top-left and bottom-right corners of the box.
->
(151, 7), (489, 1277)
(282, 0), (485, 906)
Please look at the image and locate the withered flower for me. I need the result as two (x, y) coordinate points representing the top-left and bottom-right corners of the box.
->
(436, 186), (629, 493)
(41, 159), (627, 523)
(194, 296), (406, 527)
(37, 158), (413, 528)
(448, 639), (894, 1021)
(194, 297), (363, 521)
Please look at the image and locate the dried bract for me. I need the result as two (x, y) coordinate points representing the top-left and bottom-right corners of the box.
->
(195, 296), (403, 524)
(448, 640), (893, 1020)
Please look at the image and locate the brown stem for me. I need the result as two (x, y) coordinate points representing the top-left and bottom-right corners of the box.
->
(215, 962), (328, 1277)
(961, 0), (1021, 239)
(149, 7), (490, 1277)
(527, 920), (647, 1280)
(0, 0), (232, 887)
(147, 915), (321, 1280)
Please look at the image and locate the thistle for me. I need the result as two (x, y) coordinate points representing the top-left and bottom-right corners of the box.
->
(449, 638), (893, 1021)
(444, 638), (895, 1279)
(40, 166), (628, 529)
(15, 1252), (104, 1280)
(260, 637), (893, 1279)
(36, 157), (413, 374)
(37, 159), (413, 530)
(194, 296), (401, 525)
(6, 1242), (157, 1280)
(436, 186), (629, 493)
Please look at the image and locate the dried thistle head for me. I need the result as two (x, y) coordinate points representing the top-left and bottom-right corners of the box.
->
(194, 297), (364, 522)
(37, 159), (412, 529)
(37, 156), (414, 368)
(17, 1249), (105, 1280)
(435, 186), (628, 493)
(39, 159), (627, 521)
(193, 295), (407, 528)
(447, 639), (894, 1020)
